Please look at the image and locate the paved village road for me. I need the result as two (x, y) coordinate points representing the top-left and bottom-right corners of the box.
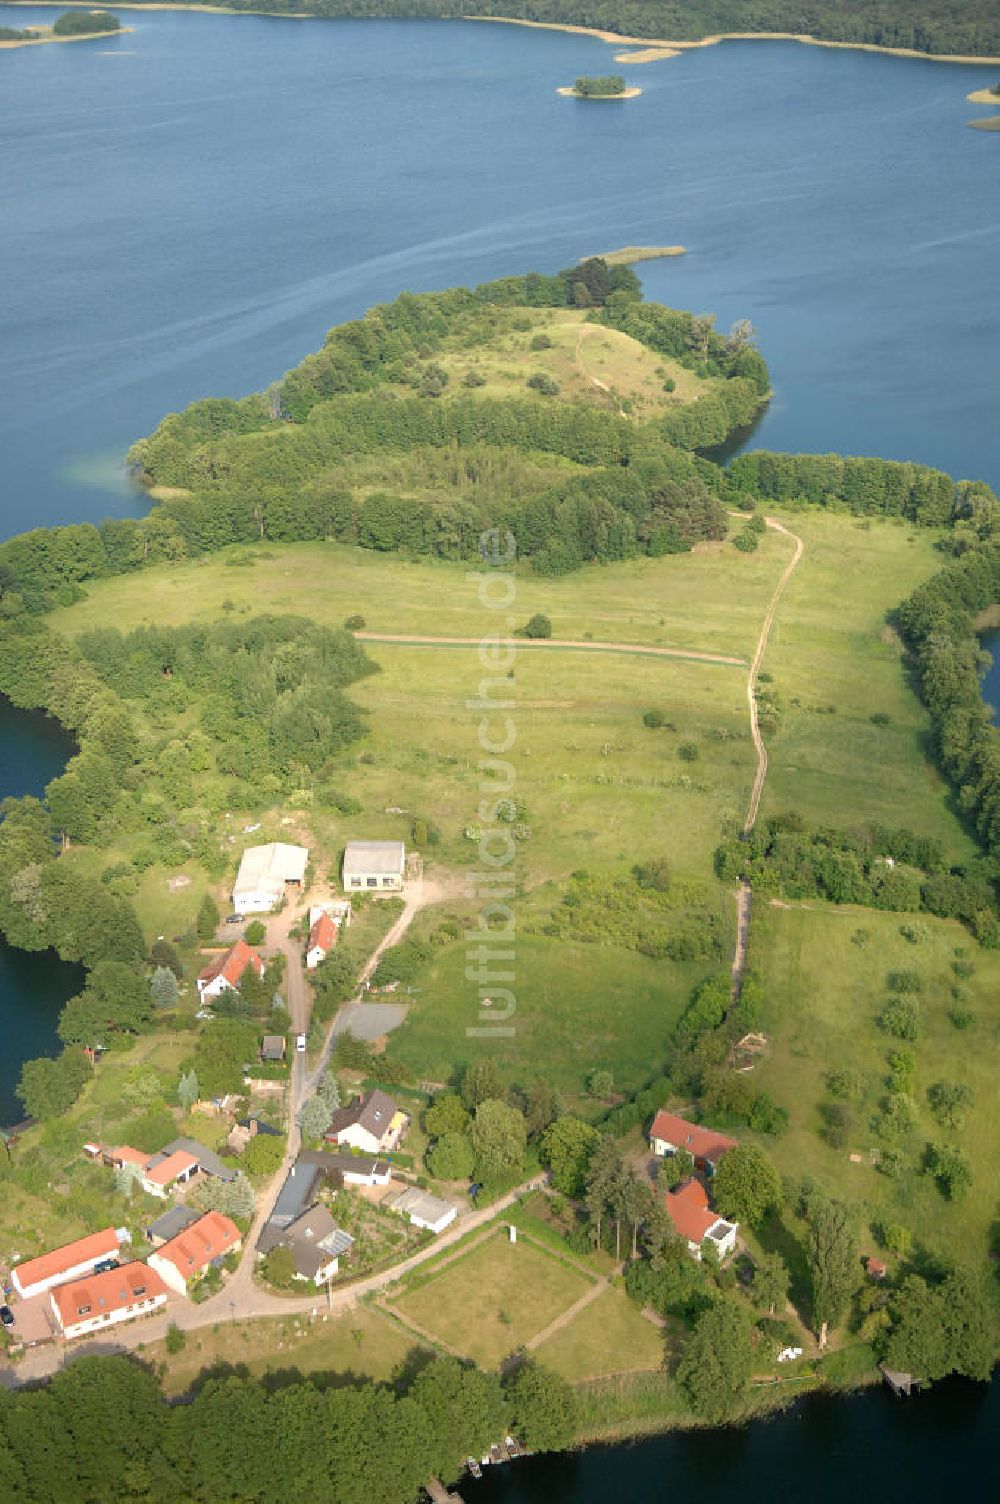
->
(1, 1176), (546, 1389)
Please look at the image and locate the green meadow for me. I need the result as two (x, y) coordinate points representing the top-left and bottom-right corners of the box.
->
(749, 902), (1000, 1259)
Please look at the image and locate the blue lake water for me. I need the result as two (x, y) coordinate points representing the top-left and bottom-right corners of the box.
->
(0, 698), (81, 1125)
(0, 6), (998, 540)
(0, 5), (998, 1474)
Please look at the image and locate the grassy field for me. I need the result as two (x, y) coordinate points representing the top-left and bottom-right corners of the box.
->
(338, 641), (750, 885)
(50, 531), (785, 661)
(749, 902), (1000, 1260)
(388, 935), (707, 1099)
(756, 508), (972, 856)
(533, 1284), (665, 1380)
(431, 307), (713, 413)
(145, 1305), (426, 1397)
(389, 1231), (594, 1367)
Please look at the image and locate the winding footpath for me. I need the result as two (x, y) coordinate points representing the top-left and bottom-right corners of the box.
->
(730, 516), (804, 994)
(356, 631), (744, 668)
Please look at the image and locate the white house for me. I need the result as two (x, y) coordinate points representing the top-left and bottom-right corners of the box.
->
(648, 1110), (738, 1176)
(11, 1227), (123, 1300)
(306, 911), (338, 971)
(50, 1262), (168, 1340)
(140, 1147), (200, 1200)
(391, 1187), (457, 1235)
(232, 842), (308, 913)
(342, 840), (405, 893)
(273, 1207), (354, 1286)
(663, 1180), (739, 1262)
(324, 1090), (408, 1156)
(197, 939), (265, 1001)
(148, 1211), (241, 1296)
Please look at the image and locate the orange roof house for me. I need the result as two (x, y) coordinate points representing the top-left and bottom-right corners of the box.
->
(649, 1111), (738, 1171)
(51, 1262), (168, 1339)
(305, 912), (338, 970)
(664, 1180), (739, 1262)
(141, 1148), (200, 1198)
(110, 1146), (153, 1170)
(11, 1228), (121, 1299)
(148, 1211), (241, 1294)
(197, 939), (265, 1000)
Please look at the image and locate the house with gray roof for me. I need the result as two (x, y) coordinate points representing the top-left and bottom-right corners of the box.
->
(163, 1137), (237, 1183)
(342, 840), (405, 893)
(391, 1186), (457, 1235)
(144, 1205), (201, 1248)
(266, 1162), (322, 1231)
(274, 1206), (354, 1285)
(324, 1089), (408, 1156)
(297, 1149), (391, 1187)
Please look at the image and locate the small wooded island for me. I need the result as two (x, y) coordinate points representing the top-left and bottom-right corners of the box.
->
(0, 11), (122, 48)
(558, 74), (641, 100)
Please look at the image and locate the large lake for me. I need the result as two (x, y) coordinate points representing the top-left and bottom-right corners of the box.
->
(1, 6), (998, 1480)
(1, 5), (998, 539)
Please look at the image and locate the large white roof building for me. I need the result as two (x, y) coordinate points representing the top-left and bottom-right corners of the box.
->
(342, 840), (405, 893)
(232, 842), (308, 913)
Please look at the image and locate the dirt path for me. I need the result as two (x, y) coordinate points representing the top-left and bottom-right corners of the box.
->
(730, 515), (804, 998)
(525, 1273), (609, 1351)
(356, 631), (745, 669)
(742, 517), (804, 834)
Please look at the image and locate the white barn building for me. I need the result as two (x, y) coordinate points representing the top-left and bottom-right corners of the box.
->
(342, 840), (405, 893)
(232, 842), (308, 913)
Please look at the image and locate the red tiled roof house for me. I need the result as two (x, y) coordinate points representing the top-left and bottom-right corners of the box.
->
(649, 1111), (738, 1176)
(140, 1147), (200, 1200)
(11, 1227), (122, 1300)
(50, 1262), (168, 1340)
(197, 939), (265, 1002)
(664, 1180), (739, 1262)
(148, 1211), (241, 1295)
(305, 912), (338, 971)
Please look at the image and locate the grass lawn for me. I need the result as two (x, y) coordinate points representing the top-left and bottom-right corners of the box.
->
(390, 1231), (594, 1367)
(389, 935), (705, 1098)
(432, 307), (714, 414)
(750, 902), (1000, 1264)
(757, 509), (974, 859)
(335, 642), (751, 889)
(49, 531), (785, 662)
(533, 1285), (665, 1381)
(147, 1305), (425, 1397)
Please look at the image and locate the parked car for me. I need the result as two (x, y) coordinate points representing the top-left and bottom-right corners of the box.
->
(93, 1258), (119, 1274)
(0, 1306), (14, 1327)
(225, 914), (242, 925)
(295, 1033), (307, 1053)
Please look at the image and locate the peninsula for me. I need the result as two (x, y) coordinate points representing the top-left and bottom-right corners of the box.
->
(0, 10), (124, 48)
(591, 245), (686, 264)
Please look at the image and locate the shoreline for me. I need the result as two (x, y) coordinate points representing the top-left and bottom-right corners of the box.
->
(0, 23), (132, 48)
(465, 15), (1000, 67)
(557, 83), (640, 99)
(968, 86), (1000, 102)
(4, 5), (1000, 65)
(591, 245), (685, 263)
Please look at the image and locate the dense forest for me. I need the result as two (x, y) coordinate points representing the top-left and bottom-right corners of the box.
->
(0, 1352), (579, 1503)
(0, 263), (768, 599)
(100, 0), (1000, 59)
(51, 11), (122, 34)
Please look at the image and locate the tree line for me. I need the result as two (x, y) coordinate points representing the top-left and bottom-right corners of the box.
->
(715, 815), (998, 942)
(95, 0), (1000, 60)
(0, 271), (771, 605)
(0, 1352), (578, 1503)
